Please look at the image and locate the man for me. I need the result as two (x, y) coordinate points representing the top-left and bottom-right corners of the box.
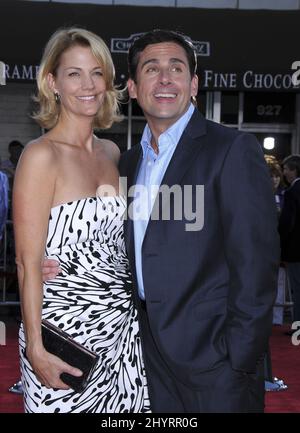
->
(279, 155), (300, 334)
(119, 29), (279, 413)
(1, 140), (24, 190)
(43, 29), (279, 412)
(0, 170), (8, 240)
(1, 140), (24, 220)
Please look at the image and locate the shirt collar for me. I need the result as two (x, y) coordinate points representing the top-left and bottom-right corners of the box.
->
(291, 177), (300, 187)
(140, 103), (195, 158)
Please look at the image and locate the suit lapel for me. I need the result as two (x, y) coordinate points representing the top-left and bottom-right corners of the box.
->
(124, 145), (142, 268)
(158, 109), (207, 189)
(126, 146), (143, 195)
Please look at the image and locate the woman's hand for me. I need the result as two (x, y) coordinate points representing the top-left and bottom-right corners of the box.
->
(26, 343), (83, 390)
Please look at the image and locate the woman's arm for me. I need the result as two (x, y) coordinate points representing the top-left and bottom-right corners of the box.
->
(13, 140), (82, 389)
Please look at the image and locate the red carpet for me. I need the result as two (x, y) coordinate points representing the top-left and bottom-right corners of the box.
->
(265, 324), (300, 413)
(0, 320), (300, 413)
(0, 318), (23, 413)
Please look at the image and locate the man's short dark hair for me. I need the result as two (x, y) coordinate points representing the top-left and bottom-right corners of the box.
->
(8, 140), (24, 151)
(282, 154), (300, 177)
(128, 29), (197, 82)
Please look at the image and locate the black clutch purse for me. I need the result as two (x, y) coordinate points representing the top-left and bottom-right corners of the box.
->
(41, 319), (99, 393)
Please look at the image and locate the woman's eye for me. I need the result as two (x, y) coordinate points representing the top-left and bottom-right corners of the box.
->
(69, 72), (79, 77)
(94, 71), (103, 76)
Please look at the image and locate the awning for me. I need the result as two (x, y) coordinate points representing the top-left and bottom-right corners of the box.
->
(1, 0), (299, 91)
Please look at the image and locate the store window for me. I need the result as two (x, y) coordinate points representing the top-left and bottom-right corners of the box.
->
(221, 92), (239, 125)
(243, 92), (295, 124)
(196, 91), (206, 117)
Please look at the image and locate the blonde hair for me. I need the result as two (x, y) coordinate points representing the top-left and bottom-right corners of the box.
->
(33, 27), (122, 130)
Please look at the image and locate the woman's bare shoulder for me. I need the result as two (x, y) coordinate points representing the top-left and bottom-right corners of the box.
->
(20, 136), (57, 164)
(96, 138), (120, 164)
(22, 136), (55, 158)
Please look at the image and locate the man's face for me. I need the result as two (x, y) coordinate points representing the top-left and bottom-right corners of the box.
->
(283, 164), (297, 184)
(127, 42), (198, 132)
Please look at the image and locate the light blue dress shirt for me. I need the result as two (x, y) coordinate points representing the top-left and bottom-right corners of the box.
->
(133, 103), (195, 300)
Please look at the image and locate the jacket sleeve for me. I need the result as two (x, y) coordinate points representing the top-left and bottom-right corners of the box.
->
(278, 189), (296, 242)
(219, 133), (280, 372)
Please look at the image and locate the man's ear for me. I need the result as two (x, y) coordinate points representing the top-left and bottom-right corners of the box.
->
(127, 78), (137, 99)
(191, 74), (199, 98)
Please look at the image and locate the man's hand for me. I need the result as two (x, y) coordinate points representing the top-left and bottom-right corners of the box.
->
(42, 258), (60, 281)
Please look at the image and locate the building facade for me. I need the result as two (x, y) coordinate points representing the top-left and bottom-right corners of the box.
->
(0, 0), (299, 161)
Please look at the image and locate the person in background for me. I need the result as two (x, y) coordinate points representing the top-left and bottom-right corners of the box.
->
(0, 168), (9, 301)
(2, 144), (21, 395)
(279, 155), (300, 337)
(264, 155), (288, 392)
(1, 140), (24, 179)
(265, 156), (286, 326)
(1, 140), (24, 214)
(0, 170), (9, 241)
(13, 27), (150, 413)
(265, 155), (285, 214)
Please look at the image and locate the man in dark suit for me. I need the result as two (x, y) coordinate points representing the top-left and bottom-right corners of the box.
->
(119, 29), (279, 413)
(279, 155), (300, 332)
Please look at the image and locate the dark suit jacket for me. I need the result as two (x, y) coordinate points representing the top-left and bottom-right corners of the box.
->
(279, 179), (300, 262)
(119, 109), (280, 388)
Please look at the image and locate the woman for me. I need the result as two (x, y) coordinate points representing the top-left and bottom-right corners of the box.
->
(265, 155), (285, 213)
(13, 27), (150, 413)
(263, 155), (287, 391)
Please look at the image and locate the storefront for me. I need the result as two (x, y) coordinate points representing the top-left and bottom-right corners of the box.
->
(1, 0), (299, 158)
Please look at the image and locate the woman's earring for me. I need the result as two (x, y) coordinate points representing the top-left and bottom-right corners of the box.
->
(54, 92), (60, 104)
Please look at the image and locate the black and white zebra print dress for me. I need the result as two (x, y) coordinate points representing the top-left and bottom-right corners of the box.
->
(19, 195), (150, 413)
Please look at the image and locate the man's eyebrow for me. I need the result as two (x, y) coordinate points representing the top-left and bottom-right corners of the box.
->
(169, 58), (186, 65)
(140, 58), (187, 70)
(140, 59), (159, 70)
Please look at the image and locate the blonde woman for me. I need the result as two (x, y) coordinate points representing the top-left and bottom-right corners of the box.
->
(13, 27), (150, 413)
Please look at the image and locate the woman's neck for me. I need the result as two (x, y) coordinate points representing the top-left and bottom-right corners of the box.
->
(50, 114), (95, 151)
